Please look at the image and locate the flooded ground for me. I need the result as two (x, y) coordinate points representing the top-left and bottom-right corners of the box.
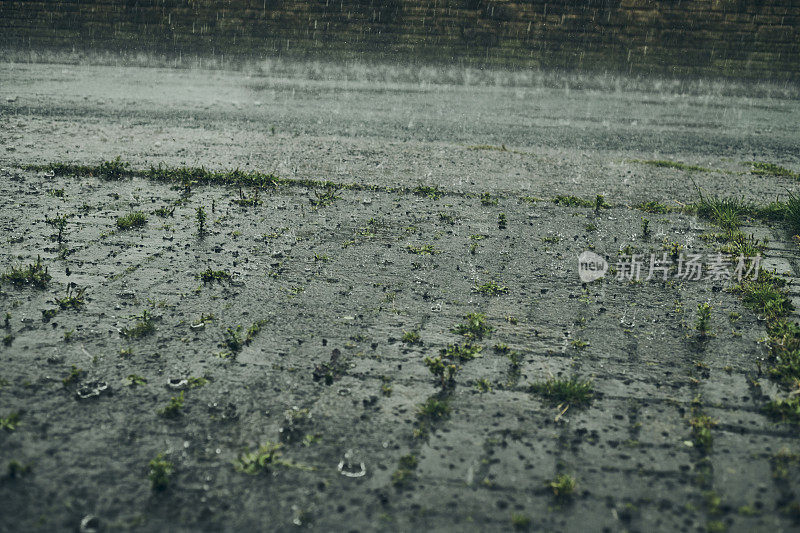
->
(1, 60), (800, 531)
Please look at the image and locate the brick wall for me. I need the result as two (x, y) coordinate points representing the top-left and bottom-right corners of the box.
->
(1, 1), (798, 80)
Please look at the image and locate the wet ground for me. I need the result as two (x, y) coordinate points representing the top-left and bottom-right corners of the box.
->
(1, 60), (800, 532)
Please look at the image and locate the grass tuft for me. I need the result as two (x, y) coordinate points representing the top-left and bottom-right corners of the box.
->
(729, 270), (791, 321)
(116, 211), (148, 230)
(451, 312), (493, 341)
(417, 396), (452, 421)
(233, 441), (311, 474)
(2, 256), (51, 289)
(122, 310), (155, 338)
(148, 453), (174, 490)
(632, 159), (712, 172)
(401, 330), (422, 345)
(440, 342), (483, 361)
(157, 391), (184, 418)
(748, 162), (798, 179)
(548, 473), (576, 500)
(529, 377), (593, 407)
(0, 412), (21, 431)
(473, 280), (509, 296)
(551, 195), (594, 208)
(198, 268), (232, 283)
(635, 200), (672, 213)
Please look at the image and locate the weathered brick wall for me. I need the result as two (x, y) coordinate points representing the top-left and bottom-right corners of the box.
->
(1, 1), (798, 80)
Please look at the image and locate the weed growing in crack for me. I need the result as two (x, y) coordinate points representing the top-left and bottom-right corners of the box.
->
(154, 205), (175, 218)
(719, 231), (764, 257)
(45, 212), (71, 243)
(220, 319), (267, 356)
(632, 159), (712, 173)
(417, 396), (452, 421)
(309, 186), (339, 208)
(62, 365), (82, 387)
(116, 211), (148, 230)
(784, 192), (800, 233)
(640, 217), (651, 238)
(148, 453), (174, 490)
(405, 244), (441, 255)
(391, 454), (419, 488)
(473, 280), (508, 296)
(498, 213), (507, 229)
(469, 234), (485, 254)
(440, 342), (483, 361)
(232, 187), (262, 207)
(552, 195), (593, 208)
(198, 268), (232, 283)
(157, 391), (184, 418)
(571, 339), (589, 350)
(234, 442), (282, 474)
(511, 513), (532, 530)
(480, 192), (498, 206)
(636, 200), (672, 214)
(694, 193), (748, 231)
(438, 212), (456, 225)
(529, 378), (593, 407)
(424, 355), (459, 389)
(2, 256), (51, 288)
(548, 473), (576, 500)
(54, 283), (86, 310)
(452, 312), (493, 341)
(475, 378), (492, 392)
(413, 185), (442, 200)
(37, 157), (130, 180)
(188, 376), (208, 388)
(381, 376), (393, 396)
(401, 330), (422, 345)
(595, 195), (611, 213)
(732, 270), (790, 321)
(246, 320), (268, 341)
(770, 449), (800, 482)
(695, 303), (713, 338)
(495, 344), (524, 368)
(97, 157), (130, 179)
(663, 241), (684, 260)
(7, 460), (31, 478)
(0, 412), (20, 431)
(234, 442), (312, 474)
(748, 162), (798, 179)
(195, 206), (206, 234)
(690, 412), (717, 452)
(764, 392), (800, 422)
(222, 326), (245, 353)
(123, 374), (147, 387)
(122, 310), (155, 338)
